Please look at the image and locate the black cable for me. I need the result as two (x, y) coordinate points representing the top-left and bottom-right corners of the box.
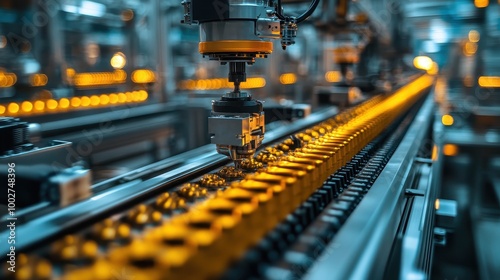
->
(275, 0), (321, 23)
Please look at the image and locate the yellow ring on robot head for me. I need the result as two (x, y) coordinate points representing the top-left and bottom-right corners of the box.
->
(199, 40), (273, 55)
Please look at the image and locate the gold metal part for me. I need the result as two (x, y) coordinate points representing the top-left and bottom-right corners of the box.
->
(177, 183), (208, 201)
(217, 166), (244, 180)
(239, 158), (264, 171)
(200, 174), (226, 189)
(199, 40), (273, 54)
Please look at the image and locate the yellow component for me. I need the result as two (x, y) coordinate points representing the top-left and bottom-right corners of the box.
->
(468, 30), (480, 43)
(73, 71), (127, 87)
(110, 52), (127, 69)
(66, 68), (76, 78)
(442, 114), (454, 126)
(427, 62), (439, 75)
(0, 105), (5, 115)
(34, 100), (45, 111)
(478, 76), (500, 88)
(90, 95), (100, 106)
(474, 0), (489, 8)
(118, 93), (127, 103)
(463, 42), (478, 56)
(71, 97), (81, 107)
(30, 74), (48, 87)
(0, 72), (17, 87)
(81, 96), (91, 107)
(46, 99), (58, 110)
(443, 144), (459, 157)
(413, 56), (433, 71)
(8, 103), (19, 114)
(59, 98), (70, 109)
(325, 70), (342, 83)
(109, 93), (119, 104)
(100, 94), (110, 105)
(279, 73), (297, 85)
(21, 101), (33, 113)
(199, 40), (273, 54)
(132, 69), (156, 83)
(435, 199), (440, 210)
(432, 145), (439, 161)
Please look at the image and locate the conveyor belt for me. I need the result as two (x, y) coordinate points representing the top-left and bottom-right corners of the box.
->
(3, 75), (434, 280)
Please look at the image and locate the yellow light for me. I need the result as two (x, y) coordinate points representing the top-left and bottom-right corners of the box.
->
(279, 73), (297, 85)
(442, 114), (454, 126)
(30, 74), (48, 87)
(427, 62), (439, 75)
(478, 76), (500, 88)
(100, 94), (110, 105)
(413, 56), (433, 71)
(8, 103), (19, 114)
(118, 93), (127, 103)
(474, 0), (489, 8)
(468, 30), (480, 43)
(139, 90), (148, 101)
(59, 98), (70, 109)
(34, 100), (45, 111)
(21, 101), (33, 113)
(435, 199), (440, 210)
(81, 96), (91, 107)
(66, 68), (76, 78)
(131, 69), (156, 84)
(432, 145), (438, 161)
(90, 95), (100, 106)
(0, 72), (17, 87)
(109, 93), (118, 104)
(325, 71), (342, 83)
(443, 144), (459, 157)
(46, 99), (58, 110)
(0, 105), (5, 115)
(110, 52), (127, 69)
(71, 97), (81, 108)
(73, 71), (127, 87)
(463, 42), (477, 56)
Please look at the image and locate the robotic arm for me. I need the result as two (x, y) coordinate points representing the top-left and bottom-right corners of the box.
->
(181, 0), (320, 167)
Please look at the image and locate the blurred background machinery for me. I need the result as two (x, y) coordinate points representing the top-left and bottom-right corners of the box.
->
(0, 0), (499, 279)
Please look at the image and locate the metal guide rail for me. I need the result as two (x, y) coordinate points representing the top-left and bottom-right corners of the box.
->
(2, 75), (434, 280)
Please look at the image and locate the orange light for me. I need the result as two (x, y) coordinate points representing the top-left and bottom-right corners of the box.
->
(279, 73), (297, 85)
(21, 101), (33, 113)
(435, 199), (440, 210)
(71, 97), (81, 107)
(0, 72), (17, 87)
(0, 105), (6, 115)
(413, 56), (433, 71)
(468, 30), (480, 43)
(46, 99), (58, 110)
(427, 62), (439, 75)
(34, 100), (45, 111)
(474, 0), (489, 8)
(138, 90), (148, 101)
(66, 68), (76, 78)
(100, 94), (110, 105)
(442, 114), (454, 126)
(81, 96), (91, 107)
(432, 145), (438, 161)
(478, 76), (500, 88)
(30, 74), (48, 87)
(118, 93), (127, 103)
(443, 144), (459, 156)
(325, 71), (342, 83)
(8, 103), (19, 114)
(463, 42), (477, 56)
(90, 95), (100, 106)
(109, 93), (118, 104)
(131, 69), (156, 84)
(73, 71), (127, 87)
(59, 98), (70, 109)
(126, 92), (134, 102)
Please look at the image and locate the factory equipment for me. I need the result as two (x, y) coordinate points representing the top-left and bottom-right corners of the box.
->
(181, 0), (319, 166)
